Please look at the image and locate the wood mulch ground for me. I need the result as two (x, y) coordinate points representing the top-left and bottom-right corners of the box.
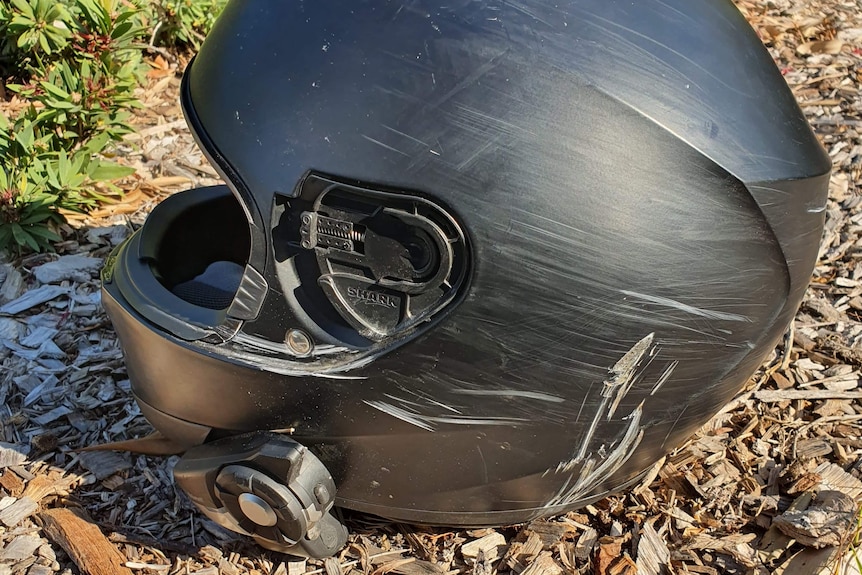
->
(2, 1), (862, 574)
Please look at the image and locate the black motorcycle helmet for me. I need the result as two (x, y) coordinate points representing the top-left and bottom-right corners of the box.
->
(101, 0), (830, 558)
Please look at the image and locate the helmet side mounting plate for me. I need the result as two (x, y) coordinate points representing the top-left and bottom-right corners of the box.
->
(273, 174), (471, 343)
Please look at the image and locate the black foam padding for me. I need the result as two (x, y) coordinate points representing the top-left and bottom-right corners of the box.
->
(172, 261), (244, 310)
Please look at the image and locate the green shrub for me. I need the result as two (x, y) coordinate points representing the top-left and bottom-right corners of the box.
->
(1, 0), (144, 254)
(144, 0), (228, 49)
(0, 164), (63, 254)
(0, 0), (229, 254)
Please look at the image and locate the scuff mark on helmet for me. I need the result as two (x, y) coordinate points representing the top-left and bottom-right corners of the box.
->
(574, 332), (655, 464)
(544, 332), (668, 507)
(620, 290), (752, 323)
(547, 403), (645, 507)
(363, 400), (529, 432)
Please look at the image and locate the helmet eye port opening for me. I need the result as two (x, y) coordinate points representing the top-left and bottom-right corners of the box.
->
(148, 190), (251, 311)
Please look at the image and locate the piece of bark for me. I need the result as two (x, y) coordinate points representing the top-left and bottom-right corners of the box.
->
(76, 451), (132, 481)
(0, 535), (42, 561)
(124, 563), (170, 571)
(608, 555), (638, 575)
(772, 490), (856, 548)
(217, 558), (240, 575)
(324, 557), (342, 575)
(658, 461), (699, 498)
(764, 490), (815, 561)
(32, 255), (102, 284)
(816, 462), (862, 499)
(525, 520), (577, 549)
(758, 525), (797, 567)
(0, 285), (70, 315)
(504, 532), (544, 572)
(575, 527), (599, 560)
(795, 439), (833, 459)
(0, 443), (29, 469)
(0, 497), (37, 527)
(773, 546), (841, 575)
(754, 389), (862, 402)
(0, 469), (25, 496)
(12, 558), (37, 575)
(28, 565), (54, 575)
(557, 542), (577, 572)
(520, 551), (562, 575)
(23, 475), (67, 503)
(684, 533), (758, 568)
(786, 473), (822, 495)
(391, 559), (444, 575)
(636, 523), (671, 575)
(374, 559), (415, 575)
(461, 532), (507, 562)
(37, 507), (134, 575)
(595, 537), (624, 575)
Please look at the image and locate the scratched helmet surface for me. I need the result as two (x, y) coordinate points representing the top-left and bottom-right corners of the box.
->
(101, 0), (830, 558)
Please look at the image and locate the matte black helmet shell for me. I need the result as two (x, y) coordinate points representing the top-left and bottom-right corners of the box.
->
(102, 0), (830, 556)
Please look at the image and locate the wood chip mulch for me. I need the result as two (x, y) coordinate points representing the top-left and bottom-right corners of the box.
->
(2, 1), (862, 574)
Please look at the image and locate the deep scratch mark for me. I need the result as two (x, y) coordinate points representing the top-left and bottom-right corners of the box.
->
(364, 401), (527, 432)
(452, 389), (565, 403)
(575, 333), (654, 463)
(381, 124), (430, 147)
(550, 403), (644, 502)
(621, 290), (751, 322)
(605, 333), (655, 421)
(361, 134), (410, 157)
(364, 401), (434, 432)
(650, 361), (678, 396)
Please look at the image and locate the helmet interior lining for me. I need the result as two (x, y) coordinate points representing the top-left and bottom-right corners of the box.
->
(149, 190), (251, 311)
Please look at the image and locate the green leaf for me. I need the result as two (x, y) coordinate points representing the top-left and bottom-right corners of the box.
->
(54, 152), (70, 183)
(59, 60), (78, 89)
(25, 225), (61, 241)
(88, 161), (136, 181)
(44, 161), (60, 189)
(111, 19), (134, 39)
(10, 0), (35, 18)
(10, 223), (39, 252)
(44, 99), (78, 110)
(19, 210), (54, 226)
(28, 193), (59, 208)
(39, 80), (71, 99)
(15, 124), (34, 153)
(16, 30), (34, 50)
(0, 226), (13, 249)
(38, 32), (51, 54)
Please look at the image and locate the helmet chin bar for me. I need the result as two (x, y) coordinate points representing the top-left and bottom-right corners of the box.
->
(173, 433), (348, 558)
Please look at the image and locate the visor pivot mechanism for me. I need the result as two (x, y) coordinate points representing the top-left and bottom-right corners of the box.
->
(288, 176), (471, 342)
(173, 433), (348, 558)
(300, 213), (364, 251)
